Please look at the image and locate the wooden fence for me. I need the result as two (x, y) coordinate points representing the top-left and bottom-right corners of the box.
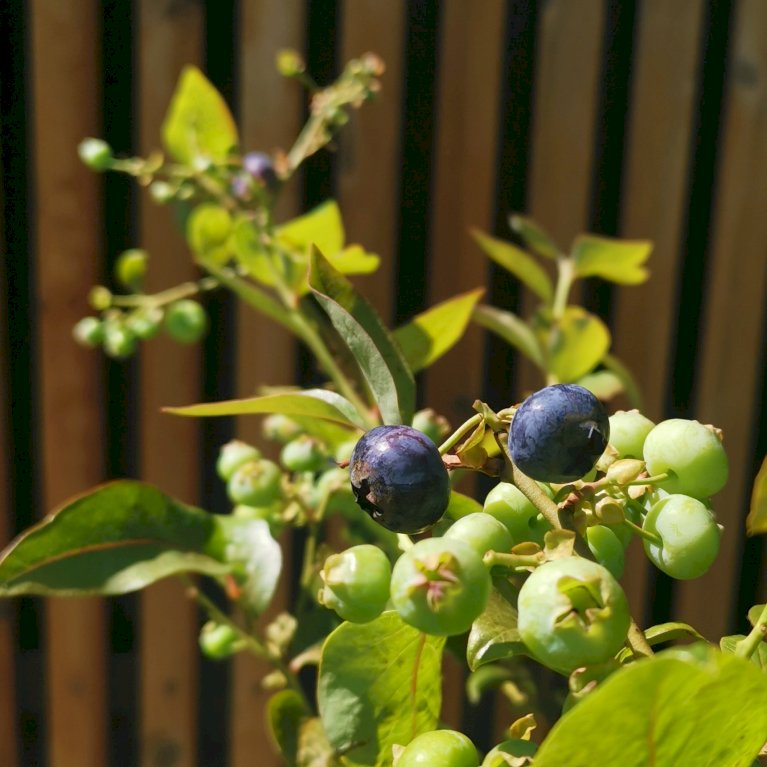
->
(1, 0), (766, 764)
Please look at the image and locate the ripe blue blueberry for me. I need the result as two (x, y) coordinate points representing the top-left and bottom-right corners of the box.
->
(349, 425), (450, 534)
(509, 384), (610, 483)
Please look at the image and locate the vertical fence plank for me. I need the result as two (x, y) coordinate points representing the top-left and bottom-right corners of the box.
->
(337, 0), (406, 323)
(0, 136), (18, 767)
(29, 2), (108, 765)
(231, 6), (305, 766)
(425, 0), (507, 732)
(136, 3), (204, 766)
(517, 0), (605, 396)
(612, 0), (706, 617)
(675, 0), (767, 638)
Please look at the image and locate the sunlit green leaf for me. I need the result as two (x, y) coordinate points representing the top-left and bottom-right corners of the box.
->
(572, 234), (652, 285)
(278, 200), (345, 257)
(231, 215), (280, 285)
(472, 305), (544, 369)
(0, 481), (228, 596)
(746, 456), (767, 536)
(748, 604), (766, 628)
(393, 288), (484, 373)
(508, 214), (561, 260)
(165, 389), (368, 431)
(327, 244), (380, 276)
(318, 611), (445, 767)
(309, 248), (414, 426)
(472, 229), (553, 302)
(162, 65), (239, 163)
(544, 306), (610, 382)
(616, 622), (705, 663)
(534, 645), (767, 767)
(187, 203), (233, 264)
(467, 587), (527, 671)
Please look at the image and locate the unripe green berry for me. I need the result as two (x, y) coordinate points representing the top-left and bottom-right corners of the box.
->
(115, 248), (148, 290)
(199, 621), (240, 660)
(126, 307), (163, 340)
(411, 408), (450, 445)
(281, 435), (328, 473)
(103, 322), (137, 359)
(443, 512), (513, 560)
(262, 414), (303, 444)
(88, 285), (113, 311)
(164, 299), (208, 344)
(227, 459), (283, 506)
(217, 440), (261, 481)
(149, 180), (175, 204)
(78, 138), (114, 171)
(72, 317), (104, 348)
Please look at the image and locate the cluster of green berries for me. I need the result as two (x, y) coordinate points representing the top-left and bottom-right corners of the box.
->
(73, 297), (208, 359)
(316, 384), (728, 682)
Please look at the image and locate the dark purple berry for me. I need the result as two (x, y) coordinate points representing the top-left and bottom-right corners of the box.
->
(509, 384), (609, 483)
(242, 151), (277, 188)
(349, 425), (450, 534)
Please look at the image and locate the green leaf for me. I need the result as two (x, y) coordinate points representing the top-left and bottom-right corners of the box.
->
(187, 204), (233, 264)
(327, 245), (380, 276)
(273, 203), (380, 294)
(575, 370), (625, 401)
(393, 288), (484, 373)
(543, 306), (610, 382)
(212, 517), (282, 615)
(318, 611), (445, 767)
(165, 389), (368, 432)
(231, 215), (282, 286)
(161, 65), (239, 163)
(309, 248), (414, 426)
(268, 692), (340, 767)
(572, 234), (652, 285)
(267, 690), (310, 766)
(0, 481), (228, 596)
(278, 200), (345, 257)
(445, 491), (484, 521)
(616, 622), (705, 663)
(466, 587), (527, 671)
(471, 305), (544, 368)
(746, 456), (767, 536)
(720, 635), (767, 673)
(534, 645), (767, 767)
(472, 229), (553, 302)
(508, 214), (561, 260)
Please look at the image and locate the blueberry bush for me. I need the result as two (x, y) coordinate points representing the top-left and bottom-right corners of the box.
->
(4, 51), (767, 767)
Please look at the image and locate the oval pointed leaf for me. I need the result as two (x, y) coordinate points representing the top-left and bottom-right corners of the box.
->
(746, 456), (767, 536)
(472, 304), (544, 368)
(393, 288), (484, 373)
(0, 481), (228, 596)
(162, 65), (238, 163)
(318, 611), (445, 767)
(231, 215), (280, 286)
(187, 203), (233, 263)
(278, 200), (345, 256)
(472, 229), (553, 302)
(268, 690), (310, 766)
(165, 389), (367, 431)
(575, 369), (624, 401)
(534, 646), (767, 767)
(309, 248), (414, 425)
(572, 234), (652, 285)
(544, 306), (610, 382)
(720, 635), (767, 673)
(509, 214), (561, 260)
(467, 588), (527, 671)
(328, 244), (380, 276)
